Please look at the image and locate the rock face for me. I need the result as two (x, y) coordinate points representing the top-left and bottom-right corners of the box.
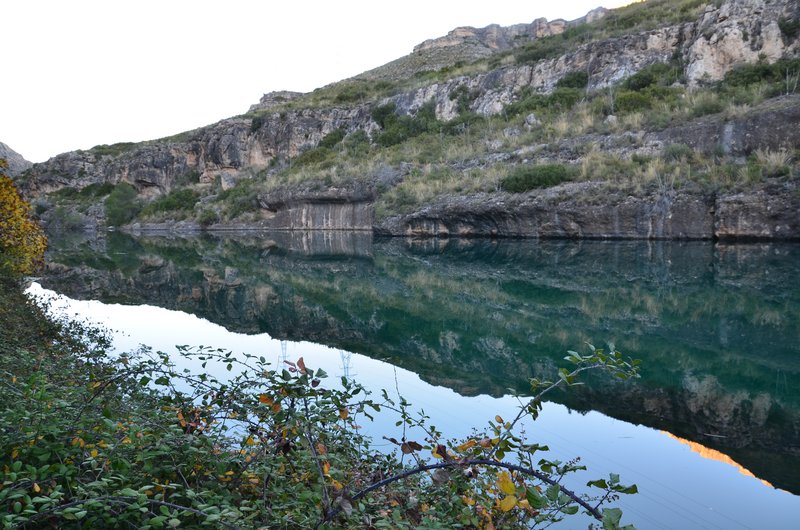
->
(413, 16), (578, 54)
(0, 142), (32, 177)
(376, 181), (800, 241)
(17, 0), (800, 240)
(685, 0), (798, 84)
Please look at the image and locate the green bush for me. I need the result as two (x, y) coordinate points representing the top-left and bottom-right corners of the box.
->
(293, 146), (334, 167)
(197, 208), (220, 227)
(624, 62), (682, 91)
(663, 143), (694, 162)
(141, 188), (198, 216)
(779, 16), (800, 40)
(557, 71), (589, 89)
(104, 182), (141, 226)
(318, 127), (347, 149)
(501, 164), (572, 193)
(615, 90), (653, 113)
(373, 101), (441, 147)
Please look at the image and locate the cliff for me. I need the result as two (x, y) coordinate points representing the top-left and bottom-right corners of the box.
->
(17, 0), (800, 240)
(0, 142), (32, 177)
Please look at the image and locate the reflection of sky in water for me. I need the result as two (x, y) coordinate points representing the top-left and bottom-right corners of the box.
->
(27, 283), (800, 529)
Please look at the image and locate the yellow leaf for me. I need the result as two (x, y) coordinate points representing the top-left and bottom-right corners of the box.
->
(497, 471), (516, 495)
(495, 415), (504, 424)
(32, 483), (40, 493)
(11, 448), (18, 459)
(462, 496), (475, 506)
(316, 443), (327, 455)
(322, 461), (331, 476)
(258, 394), (273, 405)
(456, 439), (477, 452)
(431, 448), (444, 459)
(339, 408), (349, 420)
(498, 495), (517, 512)
(245, 436), (256, 446)
(90, 449), (98, 458)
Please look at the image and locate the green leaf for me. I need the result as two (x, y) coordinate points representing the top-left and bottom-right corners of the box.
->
(602, 507), (624, 530)
(526, 488), (547, 509)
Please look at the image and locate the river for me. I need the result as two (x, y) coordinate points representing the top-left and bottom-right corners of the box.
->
(31, 231), (800, 529)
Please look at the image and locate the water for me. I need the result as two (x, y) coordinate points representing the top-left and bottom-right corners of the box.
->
(33, 231), (800, 528)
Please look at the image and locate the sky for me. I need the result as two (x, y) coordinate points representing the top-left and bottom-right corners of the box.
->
(3, 0), (634, 163)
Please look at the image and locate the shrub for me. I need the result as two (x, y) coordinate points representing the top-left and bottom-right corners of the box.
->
(141, 188), (198, 216)
(557, 71), (589, 89)
(293, 146), (334, 167)
(0, 160), (47, 275)
(501, 164), (572, 193)
(197, 207), (220, 227)
(663, 143), (695, 162)
(778, 16), (800, 40)
(89, 142), (138, 158)
(318, 127), (347, 149)
(373, 102), (441, 147)
(615, 90), (653, 113)
(624, 62), (682, 91)
(104, 182), (141, 227)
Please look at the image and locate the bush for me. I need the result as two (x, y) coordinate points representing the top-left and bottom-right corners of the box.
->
(557, 71), (589, 89)
(624, 62), (682, 91)
(0, 160), (47, 275)
(373, 102), (441, 147)
(293, 146), (334, 167)
(0, 289), (640, 530)
(501, 164), (572, 193)
(104, 182), (141, 226)
(141, 188), (198, 216)
(615, 90), (653, 113)
(318, 127), (347, 149)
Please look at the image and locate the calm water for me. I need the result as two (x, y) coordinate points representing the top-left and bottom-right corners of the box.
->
(33, 231), (800, 529)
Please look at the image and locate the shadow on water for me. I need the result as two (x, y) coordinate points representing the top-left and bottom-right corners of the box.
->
(41, 230), (800, 493)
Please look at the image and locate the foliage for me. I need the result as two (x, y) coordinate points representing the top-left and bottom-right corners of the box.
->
(141, 188), (199, 217)
(0, 159), (47, 276)
(318, 128), (347, 149)
(217, 180), (260, 220)
(104, 182), (141, 227)
(89, 142), (138, 158)
(372, 102), (441, 147)
(778, 16), (800, 40)
(557, 71), (589, 90)
(501, 164), (572, 193)
(623, 62), (682, 91)
(0, 280), (640, 528)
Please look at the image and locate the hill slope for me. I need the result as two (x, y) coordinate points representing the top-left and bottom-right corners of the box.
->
(18, 0), (800, 240)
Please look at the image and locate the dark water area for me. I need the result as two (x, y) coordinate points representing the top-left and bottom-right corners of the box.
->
(39, 231), (800, 509)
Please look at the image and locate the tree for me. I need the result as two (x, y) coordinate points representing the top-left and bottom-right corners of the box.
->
(0, 159), (47, 276)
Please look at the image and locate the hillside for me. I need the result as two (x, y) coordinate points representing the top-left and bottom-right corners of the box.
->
(0, 142), (32, 177)
(17, 0), (800, 240)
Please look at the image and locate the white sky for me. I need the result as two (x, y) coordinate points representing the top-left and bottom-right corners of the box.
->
(2, 0), (634, 163)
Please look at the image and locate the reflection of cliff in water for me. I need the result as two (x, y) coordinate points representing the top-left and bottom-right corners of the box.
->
(41, 232), (800, 493)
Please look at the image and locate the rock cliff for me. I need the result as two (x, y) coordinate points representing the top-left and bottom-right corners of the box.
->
(17, 0), (800, 240)
(0, 142), (32, 177)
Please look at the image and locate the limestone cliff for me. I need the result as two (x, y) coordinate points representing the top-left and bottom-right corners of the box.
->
(0, 142), (32, 177)
(18, 0), (800, 240)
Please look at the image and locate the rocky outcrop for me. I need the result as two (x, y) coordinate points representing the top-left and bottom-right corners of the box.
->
(248, 91), (303, 113)
(376, 180), (800, 241)
(0, 142), (32, 177)
(413, 16), (577, 54)
(685, 0), (798, 84)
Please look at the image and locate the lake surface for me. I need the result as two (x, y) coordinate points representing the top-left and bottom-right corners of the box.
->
(34, 231), (800, 529)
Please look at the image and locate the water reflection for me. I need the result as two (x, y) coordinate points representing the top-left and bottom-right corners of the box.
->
(40, 231), (800, 493)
